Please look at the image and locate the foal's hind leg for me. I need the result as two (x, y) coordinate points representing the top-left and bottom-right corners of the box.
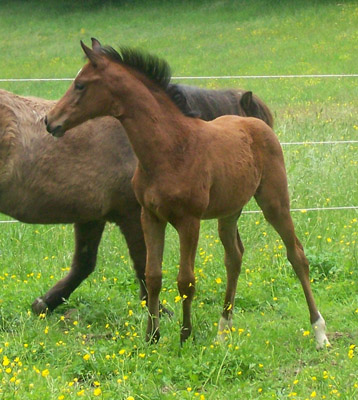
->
(32, 221), (105, 314)
(217, 213), (244, 340)
(255, 173), (329, 349)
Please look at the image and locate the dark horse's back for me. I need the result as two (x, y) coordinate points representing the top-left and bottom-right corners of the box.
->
(168, 84), (274, 128)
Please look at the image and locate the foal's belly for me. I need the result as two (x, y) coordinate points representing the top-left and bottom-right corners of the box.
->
(202, 175), (260, 219)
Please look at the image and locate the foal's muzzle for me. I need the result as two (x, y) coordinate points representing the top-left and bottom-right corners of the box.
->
(44, 115), (66, 138)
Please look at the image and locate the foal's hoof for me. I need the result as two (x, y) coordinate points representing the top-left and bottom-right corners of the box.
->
(180, 327), (192, 345)
(31, 297), (49, 315)
(312, 313), (331, 350)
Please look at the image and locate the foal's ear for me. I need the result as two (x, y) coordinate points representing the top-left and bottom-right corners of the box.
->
(80, 40), (104, 68)
(91, 37), (102, 52)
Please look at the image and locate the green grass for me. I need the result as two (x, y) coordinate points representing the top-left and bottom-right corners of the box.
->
(0, 1), (358, 399)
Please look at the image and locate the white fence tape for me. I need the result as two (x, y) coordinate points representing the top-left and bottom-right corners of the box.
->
(0, 74), (356, 224)
(0, 206), (357, 224)
(1, 74), (358, 82)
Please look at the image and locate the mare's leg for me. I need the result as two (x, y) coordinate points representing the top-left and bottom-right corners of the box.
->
(32, 221), (105, 314)
(255, 167), (329, 349)
(174, 216), (200, 344)
(141, 208), (167, 343)
(115, 207), (147, 302)
(217, 213), (244, 339)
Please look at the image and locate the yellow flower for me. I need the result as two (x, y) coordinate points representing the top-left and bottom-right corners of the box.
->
(93, 388), (102, 396)
(310, 391), (317, 398)
(41, 369), (50, 377)
(303, 330), (310, 336)
(127, 397), (135, 400)
(83, 354), (90, 361)
(215, 277), (222, 284)
(2, 356), (10, 366)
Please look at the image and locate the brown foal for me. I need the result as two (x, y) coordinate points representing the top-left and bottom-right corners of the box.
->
(46, 39), (329, 348)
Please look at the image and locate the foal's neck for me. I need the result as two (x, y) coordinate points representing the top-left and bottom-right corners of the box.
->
(115, 76), (191, 172)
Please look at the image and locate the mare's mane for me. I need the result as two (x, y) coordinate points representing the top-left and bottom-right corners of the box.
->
(99, 46), (198, 118)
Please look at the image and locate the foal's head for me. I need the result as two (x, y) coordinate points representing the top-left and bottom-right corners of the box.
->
(46, 38), (179, 137)
(46, 39), (118, 137)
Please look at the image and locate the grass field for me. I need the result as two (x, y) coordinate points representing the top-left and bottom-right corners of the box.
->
(0, 1), (357, 399)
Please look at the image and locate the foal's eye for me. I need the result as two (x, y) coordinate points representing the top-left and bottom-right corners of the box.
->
(75, 82), (85, 91)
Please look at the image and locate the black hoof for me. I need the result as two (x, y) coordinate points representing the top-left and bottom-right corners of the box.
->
(31, 297), (49, 315)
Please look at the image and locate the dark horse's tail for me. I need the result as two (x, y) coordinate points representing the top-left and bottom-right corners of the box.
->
(167, 84), (274, 128)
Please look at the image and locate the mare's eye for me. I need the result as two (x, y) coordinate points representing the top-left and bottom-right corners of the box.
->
(75, 82), (85, 91)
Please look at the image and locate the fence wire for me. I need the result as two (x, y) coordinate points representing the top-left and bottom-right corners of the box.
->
(0, 74), (356, 224)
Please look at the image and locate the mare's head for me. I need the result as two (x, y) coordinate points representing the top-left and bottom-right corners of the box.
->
(46, 38), (117, 137)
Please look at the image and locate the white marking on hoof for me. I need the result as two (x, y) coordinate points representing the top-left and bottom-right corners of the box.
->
(217, 316), (233, 342)
(312, 312), (330, 349)
(32, 297), (48, 314)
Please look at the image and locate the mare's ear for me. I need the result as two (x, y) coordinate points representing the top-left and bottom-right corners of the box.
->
(91, 37), (102, 52)
(80, 40), (104, 68)
(240, 91), (259, 115)
(240, 91), (253, 110)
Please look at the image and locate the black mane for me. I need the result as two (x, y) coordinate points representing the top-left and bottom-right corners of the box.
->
(99, 45), (198, 118)
(100, 46), (172, 91)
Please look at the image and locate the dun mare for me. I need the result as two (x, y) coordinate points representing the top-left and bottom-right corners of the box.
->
(46, 39), (329, 348)
(0, 84), (270, 314)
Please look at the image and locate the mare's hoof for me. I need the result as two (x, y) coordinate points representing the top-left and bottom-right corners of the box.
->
(31, 297), (49, 315)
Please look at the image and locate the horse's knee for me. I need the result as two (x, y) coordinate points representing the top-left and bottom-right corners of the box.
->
(177, 275), (195, 299)
(146, 272), (162, 296)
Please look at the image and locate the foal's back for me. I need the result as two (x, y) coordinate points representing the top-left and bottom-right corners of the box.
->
(189, 115), (284, 219)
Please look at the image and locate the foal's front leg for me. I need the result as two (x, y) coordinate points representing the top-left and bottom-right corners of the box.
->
(174, 216), (200, 344)
(141, 208), (167, 343)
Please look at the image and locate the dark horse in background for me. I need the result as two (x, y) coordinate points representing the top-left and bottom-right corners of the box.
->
(0, 85), (273, 315)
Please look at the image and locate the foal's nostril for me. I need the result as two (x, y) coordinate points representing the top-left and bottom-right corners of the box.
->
(44, 115), (48, 126)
